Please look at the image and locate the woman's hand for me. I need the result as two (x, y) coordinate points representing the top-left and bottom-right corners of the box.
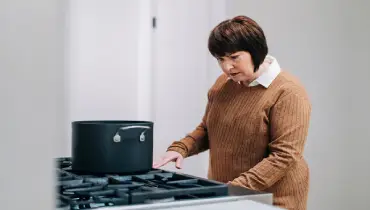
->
(152, 151), (184, 169)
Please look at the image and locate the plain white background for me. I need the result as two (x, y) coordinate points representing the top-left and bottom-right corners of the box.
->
(1, 0), (369, 210)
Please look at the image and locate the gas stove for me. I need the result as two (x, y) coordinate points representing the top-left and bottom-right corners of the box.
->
(56, 157), (229, 209)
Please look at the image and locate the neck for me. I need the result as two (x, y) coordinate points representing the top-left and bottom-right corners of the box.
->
(241, 58), (272, 86)
(241, 68), (265, 86)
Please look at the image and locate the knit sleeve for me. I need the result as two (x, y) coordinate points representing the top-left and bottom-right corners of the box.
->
(230, 89), (311, 190)
(166, 90), (212, 158)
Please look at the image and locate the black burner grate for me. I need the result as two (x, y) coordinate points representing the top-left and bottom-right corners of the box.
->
(55, 157), (228, 209)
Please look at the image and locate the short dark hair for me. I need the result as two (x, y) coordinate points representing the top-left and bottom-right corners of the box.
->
(208, 15), (268, 72)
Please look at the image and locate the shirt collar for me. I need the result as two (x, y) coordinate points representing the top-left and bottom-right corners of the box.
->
(248, 55), (281, 88)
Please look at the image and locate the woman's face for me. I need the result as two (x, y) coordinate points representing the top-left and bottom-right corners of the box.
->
(217, 51), (258, 84)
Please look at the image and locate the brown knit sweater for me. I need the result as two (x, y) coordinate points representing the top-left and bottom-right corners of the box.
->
(167, 71), (311, 210)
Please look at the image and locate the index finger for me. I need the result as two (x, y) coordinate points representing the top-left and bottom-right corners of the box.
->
(152, 157), (171, 168)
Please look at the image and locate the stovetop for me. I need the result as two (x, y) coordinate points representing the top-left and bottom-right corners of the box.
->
(56, 157), (229, 209)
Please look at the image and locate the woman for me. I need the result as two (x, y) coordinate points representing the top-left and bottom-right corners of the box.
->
(153, 15), (311, 210)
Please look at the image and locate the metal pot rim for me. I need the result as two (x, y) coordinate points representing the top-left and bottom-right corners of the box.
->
(72, 120), (154, 125)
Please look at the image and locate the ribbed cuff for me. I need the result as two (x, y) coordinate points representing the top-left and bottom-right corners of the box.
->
(230, 178), (243, 186)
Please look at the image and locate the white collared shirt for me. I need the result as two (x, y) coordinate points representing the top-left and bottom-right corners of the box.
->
(248, 55), (281, 88)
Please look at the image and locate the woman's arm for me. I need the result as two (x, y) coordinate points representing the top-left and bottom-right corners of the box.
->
(230, 89), (312, 191)
(166, 91), (213, 158)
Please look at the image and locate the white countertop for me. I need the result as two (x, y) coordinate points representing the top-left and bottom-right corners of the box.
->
(97, 198), (281, 210)
(95, 193), (275, 210)
(163, 199), (282, 210)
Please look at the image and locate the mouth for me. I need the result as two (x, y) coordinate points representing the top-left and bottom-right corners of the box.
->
(230, 72), (240, 77)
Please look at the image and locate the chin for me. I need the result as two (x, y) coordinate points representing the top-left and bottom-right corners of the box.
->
(230, 78), (240, 83)
(230, 76), (245, 83)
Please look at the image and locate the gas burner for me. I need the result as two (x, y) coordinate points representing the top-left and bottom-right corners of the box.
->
(55, 157), (228, 209)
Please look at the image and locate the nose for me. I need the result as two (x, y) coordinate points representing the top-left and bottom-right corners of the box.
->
(221, 61), (234, 72)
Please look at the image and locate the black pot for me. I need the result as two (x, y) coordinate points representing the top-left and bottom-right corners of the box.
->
(71, 120), (154, 174)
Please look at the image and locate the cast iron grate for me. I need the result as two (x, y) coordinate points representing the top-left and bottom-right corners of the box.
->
(55, 157), (228, 209)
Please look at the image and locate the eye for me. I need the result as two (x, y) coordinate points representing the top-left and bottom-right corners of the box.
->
(230, 55), (239, 60)
(216, 57), (224, 62)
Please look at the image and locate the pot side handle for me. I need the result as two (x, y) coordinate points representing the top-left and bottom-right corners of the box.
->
(113, 125), (151, 143)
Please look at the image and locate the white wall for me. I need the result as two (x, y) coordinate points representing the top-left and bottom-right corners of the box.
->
(64, 0), (154, 156)
(226, 1), (370, 210)
(66, 0), (139, 122)
(152, 0), (212, 178)
(0, 0), (66, 209)
(151, 0), (230, 178)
